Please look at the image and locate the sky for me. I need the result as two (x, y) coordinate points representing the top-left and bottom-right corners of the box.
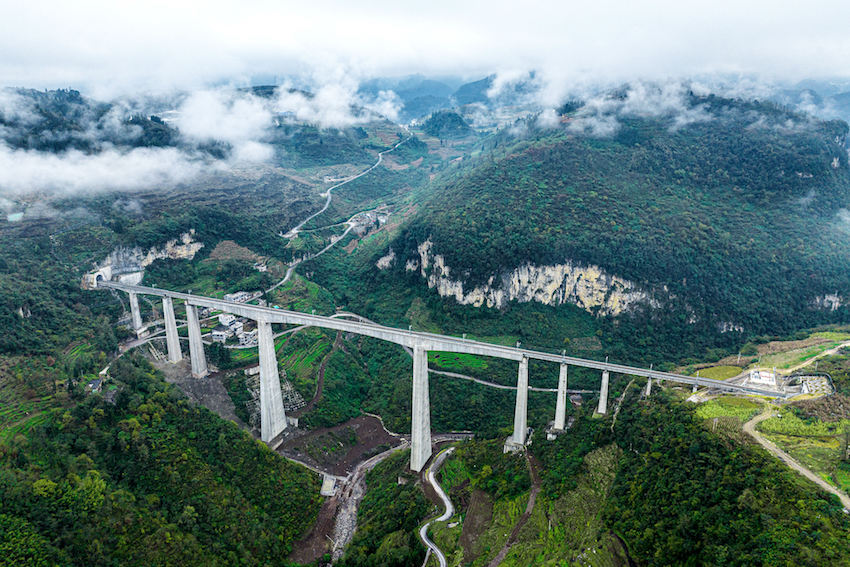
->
(2, 0), (850, 96)
(3, 0), (850, 202)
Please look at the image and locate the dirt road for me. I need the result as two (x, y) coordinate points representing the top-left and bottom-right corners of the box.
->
(744, 409), (850, 510)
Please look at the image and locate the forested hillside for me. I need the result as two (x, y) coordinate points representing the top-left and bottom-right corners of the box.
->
(389, 95), (850, 362)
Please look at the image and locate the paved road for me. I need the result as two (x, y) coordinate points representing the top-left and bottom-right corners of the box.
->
(744, 409), (850, 510)
(420, 447), (455, 567)
(267, 137), (410, 294)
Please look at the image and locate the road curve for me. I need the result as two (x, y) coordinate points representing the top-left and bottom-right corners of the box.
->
(744, 409), (850, 510)
(420, 447), (455, 567)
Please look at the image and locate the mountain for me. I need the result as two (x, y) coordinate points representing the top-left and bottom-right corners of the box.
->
(379, 94), (850, 363)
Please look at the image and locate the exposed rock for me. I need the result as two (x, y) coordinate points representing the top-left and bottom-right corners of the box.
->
(407, 239), (654, 316)
(375, 248), (396, 269)
(812, 294), (843, 312)
(82, 230), (203, 288)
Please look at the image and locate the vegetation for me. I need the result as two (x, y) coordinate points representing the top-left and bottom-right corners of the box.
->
(0, 355), (321, 566)
(422, 110), (472, 139)
(392, 97), (850, 364)
(338, 450), (428, 567)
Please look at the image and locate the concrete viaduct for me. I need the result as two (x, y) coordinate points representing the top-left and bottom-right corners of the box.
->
(99, 281), (785, 472)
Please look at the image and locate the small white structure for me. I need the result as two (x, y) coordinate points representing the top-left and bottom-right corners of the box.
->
(211, 326), (232, 343)
(218, 313), (236, 326)
(239, 329), (258, 346)
(748, 369), (777, 387)
(229, 320), (244, 334)
(224, 291), (254, 303)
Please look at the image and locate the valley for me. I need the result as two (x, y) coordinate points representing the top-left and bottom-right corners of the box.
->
(4, 81), (850, 567)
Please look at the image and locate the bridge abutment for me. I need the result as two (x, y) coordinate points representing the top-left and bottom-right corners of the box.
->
(554, 363), (568, 430)
(410, 344), (432, 472)
(258, 319), (287, 442)
(186, 304), (208, 378)
(596, 370), (609, 415)
(163, 297), (182, 363)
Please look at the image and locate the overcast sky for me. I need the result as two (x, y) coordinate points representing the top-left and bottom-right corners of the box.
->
(3, 0), (850, 96)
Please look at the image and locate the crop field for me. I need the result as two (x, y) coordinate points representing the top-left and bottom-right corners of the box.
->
(693, 365), (742, 380)
(429, 352), (488, 370)
(695, 396), (762, 421)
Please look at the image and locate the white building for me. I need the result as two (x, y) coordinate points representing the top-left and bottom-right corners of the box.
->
(218, 313), (236, 326)
(748, 369), (777, 387)
(224, 291), (254, 303)
(229, 320), (244, 334)
(238, 329), (258, 346)
(211, 326), (232, 343)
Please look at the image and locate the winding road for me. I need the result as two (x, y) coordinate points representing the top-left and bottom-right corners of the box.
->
(267, 136), (409, 294)
(420, 447), (456, 567)
(744, 409), (850, 510)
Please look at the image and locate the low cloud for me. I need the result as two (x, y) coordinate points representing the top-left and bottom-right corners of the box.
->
(0, 143), (211, 196)
(176, 89), (274, 162)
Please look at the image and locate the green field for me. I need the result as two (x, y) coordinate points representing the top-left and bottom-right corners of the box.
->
(693, 365), (742, 380)
(429, 351), (488, 370)
(695, 396), (762, 421)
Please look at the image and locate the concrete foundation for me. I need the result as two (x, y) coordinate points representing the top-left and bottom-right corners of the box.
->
(258, 319), (288, 443)
(554, 363), (568, 430)
(129, 292), (142, 331)
(410, 344), (432, 472)
(186, 304), (208, 378)
(162, 297), (182, 363)
(510, 356), (529, 446)
(596, 370), (609, 415)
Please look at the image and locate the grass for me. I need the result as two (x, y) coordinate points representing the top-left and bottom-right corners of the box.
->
(692, 365), (742, 380)
(695, 396), (762, 421)
(429, 352), (488, 371)
(755, 340), (847, 371)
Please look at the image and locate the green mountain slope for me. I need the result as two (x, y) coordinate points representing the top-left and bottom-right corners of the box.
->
(391, 96), (850, 361)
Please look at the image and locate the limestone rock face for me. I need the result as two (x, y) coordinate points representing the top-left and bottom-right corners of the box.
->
(812, 294), (843, 312)
(82, 230), (203, 288)
(400, 239), (653, 316)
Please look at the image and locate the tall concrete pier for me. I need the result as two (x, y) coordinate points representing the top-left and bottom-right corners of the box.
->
(98, 282), (789, 470)
(162, 297), (182, 363)
(554, 363), (568, 430)
(596, 370), (610, 415)
(257, 319), (288, 442)
(510, 356), (529, 446)
(129, 291), (142, 331)
(410, 344), (432, 472)
(186, 304), (208, 378)
(645, 376), (652, 397)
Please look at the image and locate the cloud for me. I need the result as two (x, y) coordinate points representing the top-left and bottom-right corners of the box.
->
(176, 89), (274, 160)
(4, 1), (850, 97)
(0, 144), (211, 196)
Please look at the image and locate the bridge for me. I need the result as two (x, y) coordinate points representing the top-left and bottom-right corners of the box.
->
(98, 281), (786, 471)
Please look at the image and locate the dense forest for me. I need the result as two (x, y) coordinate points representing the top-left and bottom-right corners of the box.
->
(381, 96), (850, 363)
(0, 355), (321, 566)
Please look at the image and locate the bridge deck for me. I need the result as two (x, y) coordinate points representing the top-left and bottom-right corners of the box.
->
(101, 281), (784, 398)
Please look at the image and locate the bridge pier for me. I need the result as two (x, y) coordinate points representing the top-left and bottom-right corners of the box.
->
(596, 370), (609, 415)
(553, 363), (568, 431)
(162, 297), (182, 363)
(186, 304), (208, 378)
(645, 376), (652, 397)
(505, 355), (529, 451)
(129, 292), (142, 332)
(410, 344), (432, 472)
(257, 319), (287, 442)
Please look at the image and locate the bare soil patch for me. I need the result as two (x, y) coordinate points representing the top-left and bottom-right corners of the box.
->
(795, 393), (850, 422)
(279, 414), (401, 476)
(459, 489), (494, 562)
(207, 240), (260, 262)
